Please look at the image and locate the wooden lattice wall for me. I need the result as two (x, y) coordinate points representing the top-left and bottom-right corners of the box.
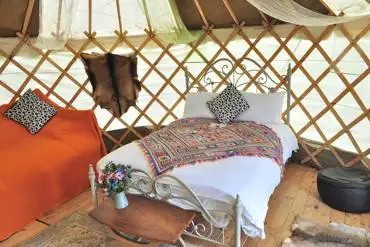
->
(0, 1), (369, 169)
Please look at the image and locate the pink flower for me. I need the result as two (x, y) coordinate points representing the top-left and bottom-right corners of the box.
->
(107, 173), (115, 180)
(98, 174), (105, 184)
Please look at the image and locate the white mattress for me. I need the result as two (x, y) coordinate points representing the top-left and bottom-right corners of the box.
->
(97, 123), (298, 238)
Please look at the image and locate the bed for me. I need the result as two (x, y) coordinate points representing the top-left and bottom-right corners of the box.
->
(89, 58), (298, 246)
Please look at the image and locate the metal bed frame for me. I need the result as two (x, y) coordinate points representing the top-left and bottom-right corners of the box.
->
(89, 57), (292, 247)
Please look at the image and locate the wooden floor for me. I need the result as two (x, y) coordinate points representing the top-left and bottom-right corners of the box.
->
(1, 165), (370, 247)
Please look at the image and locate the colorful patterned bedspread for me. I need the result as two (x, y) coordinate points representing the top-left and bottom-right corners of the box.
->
(137, 118), (283, 176)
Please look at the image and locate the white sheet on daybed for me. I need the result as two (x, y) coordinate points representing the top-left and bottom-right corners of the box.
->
(97, 122), (298, 239)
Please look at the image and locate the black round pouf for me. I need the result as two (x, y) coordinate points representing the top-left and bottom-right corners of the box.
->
(317, 167), (370, 213)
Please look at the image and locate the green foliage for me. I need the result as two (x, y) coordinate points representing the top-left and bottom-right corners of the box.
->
(96, 161), (132, 196)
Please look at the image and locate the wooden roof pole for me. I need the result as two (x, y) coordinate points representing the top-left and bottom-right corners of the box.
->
(55, 0), (63, 36)
(88, 0), (92, 34)
(141, 0), (153, 33)
(21, 0), (35, 34)
(193, 0), (209, 27)
(318, 0), (337, 16)
(116, 0), (123, 34)
(258, 10), (271, 28)
(222, 0), (239, 26)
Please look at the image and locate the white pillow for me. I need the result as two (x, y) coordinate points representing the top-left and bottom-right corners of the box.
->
(183, 92), (215, 119)
(237, 92), (285, 124)
(183, 91), (285, 124)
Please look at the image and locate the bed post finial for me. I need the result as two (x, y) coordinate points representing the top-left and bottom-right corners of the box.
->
(235, 194), (242, 247)
(88, 164), (98, 208)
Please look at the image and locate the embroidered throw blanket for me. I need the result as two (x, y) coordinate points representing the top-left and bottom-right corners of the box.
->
(137, 118), (283, 176)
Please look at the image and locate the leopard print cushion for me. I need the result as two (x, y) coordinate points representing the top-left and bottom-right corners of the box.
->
(4, 89), (57, 134)
(207, 84), (249, 124)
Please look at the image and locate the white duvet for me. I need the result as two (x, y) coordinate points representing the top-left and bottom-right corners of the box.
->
(97, 123), (298, 238)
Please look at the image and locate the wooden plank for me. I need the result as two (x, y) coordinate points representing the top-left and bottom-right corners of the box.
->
(273, 167), (317, 245)
(193, 0), (209, 27)
(271, 166), (310, 243)
(265, 166), (301, 231)
(21, 0), (36, 35)
(329, 208), (346, 224)
(302, 173), (331, 225)
(345, 212), (363, 228)
(244, 166), (316, 247)
(222, 0), (239, 25)
(38, 190), (92, 225)
(90, 195), (196, 244)
(360, 213), (370, 231)
(259, 235), (278, 247)
(0, 221), (47, 247)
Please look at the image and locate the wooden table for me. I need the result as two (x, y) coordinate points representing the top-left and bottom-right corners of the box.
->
(89, 194), (196, 245)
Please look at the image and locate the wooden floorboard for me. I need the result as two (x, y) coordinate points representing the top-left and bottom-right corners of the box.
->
(0, 222), (48, 247)
(39, 189), (93, 225)
(2, 165), (370, 247)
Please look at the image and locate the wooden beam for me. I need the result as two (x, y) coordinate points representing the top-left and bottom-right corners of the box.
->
(222, 0), (239, 26)
(21, 0), (35, 34)
(318, 0), (337, 16)
(116, 0), (123, 34)
(258, 10), (271, 28)
(141, 0), (152, 32)
(88, 0), (92, 34)
(193, 0), (209, 27)
(55, 0), (63, 36)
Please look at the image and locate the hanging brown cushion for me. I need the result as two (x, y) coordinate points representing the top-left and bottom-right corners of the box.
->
(80, 53), (120, 117)
(109, 53), (141, 114)
(129, 55), (141, 92)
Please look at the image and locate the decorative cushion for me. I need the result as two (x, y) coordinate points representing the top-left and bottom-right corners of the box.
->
(207, 84), (249, 124)
(4, 89), (57, 134)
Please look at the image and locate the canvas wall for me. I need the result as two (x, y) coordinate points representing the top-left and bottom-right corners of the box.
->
(0, 15), (369, 169)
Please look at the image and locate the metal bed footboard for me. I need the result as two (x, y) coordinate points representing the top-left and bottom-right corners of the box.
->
(89, 165), (245, 247)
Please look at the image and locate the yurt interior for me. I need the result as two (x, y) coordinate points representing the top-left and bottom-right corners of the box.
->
(0, 0), (369, 246)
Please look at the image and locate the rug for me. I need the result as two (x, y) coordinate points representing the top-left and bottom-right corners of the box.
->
(18, 212), (121, 247)
(137, 118), (283, 175)
(282, 217), (370, 247)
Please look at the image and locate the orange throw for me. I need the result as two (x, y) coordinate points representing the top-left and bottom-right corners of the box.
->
(0, 90), (106, 240)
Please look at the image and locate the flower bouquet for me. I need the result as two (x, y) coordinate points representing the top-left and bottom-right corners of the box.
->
(97, 161), (132, 209)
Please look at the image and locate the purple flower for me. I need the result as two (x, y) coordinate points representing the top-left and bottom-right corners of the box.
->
(115, 172), (124, 180)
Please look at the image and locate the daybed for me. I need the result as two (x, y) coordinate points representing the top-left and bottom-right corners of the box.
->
(0, 89), (106, 240)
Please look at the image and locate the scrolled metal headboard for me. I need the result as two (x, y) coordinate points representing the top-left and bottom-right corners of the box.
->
(184, 57), (292, 125)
